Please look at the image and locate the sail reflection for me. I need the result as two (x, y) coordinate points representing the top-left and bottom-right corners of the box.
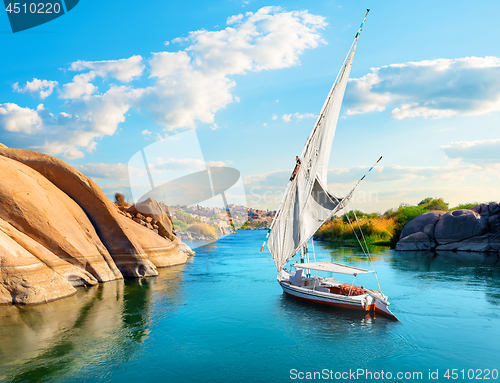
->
(0, 264), (186, 382)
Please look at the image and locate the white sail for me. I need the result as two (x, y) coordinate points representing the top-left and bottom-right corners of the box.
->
(267, 19), (366, 272)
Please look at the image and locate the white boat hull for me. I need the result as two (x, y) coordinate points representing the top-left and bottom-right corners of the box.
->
(278, 273), (398, 321)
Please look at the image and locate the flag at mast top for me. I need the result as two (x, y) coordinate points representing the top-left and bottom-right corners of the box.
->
(355, 9), (370, 38)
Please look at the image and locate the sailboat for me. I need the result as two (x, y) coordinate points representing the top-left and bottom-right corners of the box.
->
(261, 10), (399, 321)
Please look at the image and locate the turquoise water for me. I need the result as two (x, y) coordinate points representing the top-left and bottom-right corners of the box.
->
(0, 231), (499, 382)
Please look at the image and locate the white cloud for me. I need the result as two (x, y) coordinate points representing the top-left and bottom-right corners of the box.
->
(244, 163), (500, 211)
(185, 7), (326, 75)
(272, 114), (278, 120)
(142, 129), (152, 135)
(0, 103), (43, 134)
(74, 163), (129, 180)
(345, 56), (500, 119)
(69, 55), (144, 82)
(282, 112), (316, 122)
(0, 7), (326, 158)
(245, 163), (484, 190)
(13, 78), (58, 99)
(3, 86), (144, 159)
(227, 13), (244, 25)
(145, 7), (326, 130)
(441, 138), (500, 164)
(60, 72), (97, 100)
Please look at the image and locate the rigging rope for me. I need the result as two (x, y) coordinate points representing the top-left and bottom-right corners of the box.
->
(352, 209), (382, 292)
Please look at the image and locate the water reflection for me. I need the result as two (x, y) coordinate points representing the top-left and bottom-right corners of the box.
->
(0, 264), (186, 382)
(275, 291), (393, 337)
(393, 251), (500, 306)
(393, 251), (499, 277)
(318, 242), (389, 265)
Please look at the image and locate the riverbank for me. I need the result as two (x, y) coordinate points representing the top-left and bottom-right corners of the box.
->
(315, 198), (497, 250)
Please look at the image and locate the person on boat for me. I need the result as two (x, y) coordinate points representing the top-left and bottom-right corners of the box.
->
(290, 156), (301, 181)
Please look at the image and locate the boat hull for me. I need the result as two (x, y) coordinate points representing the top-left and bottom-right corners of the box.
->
(279, 280), (399, 321)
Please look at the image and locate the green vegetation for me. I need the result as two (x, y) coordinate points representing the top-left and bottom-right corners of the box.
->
(316, 197), (483, 248)
(172, 219), (188, 231)
(175, 209), (201, 224)
(241, 220), (269, 230)
(315, 215), (395, 246)
(450, 202), (480, 211)
(171, 210), (220, 238)
(187, 223), (220, 239)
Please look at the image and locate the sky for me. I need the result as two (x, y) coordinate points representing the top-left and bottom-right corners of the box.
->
(1, 0), (499, 214)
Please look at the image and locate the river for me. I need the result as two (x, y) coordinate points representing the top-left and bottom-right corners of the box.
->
(0, 231), (499, 382)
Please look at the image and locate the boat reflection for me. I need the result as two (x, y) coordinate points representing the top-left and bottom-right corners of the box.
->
(275, 289), (393, 334)
(0, 264), (186, 382)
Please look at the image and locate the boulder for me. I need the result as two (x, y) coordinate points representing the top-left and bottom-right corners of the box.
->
(400, 211), (445, 240)
(489, 234), (500, 252)
(479, 203), (490, 217)
(435, 234), (492, 252)
(0, 218), (97, 287)
(396, 232), (433, 251)
(434, 209), (488, 244)
(116, 215), (188, 267)
(489, 202), (500, 217)
(133, 198), (175, 236)
(470, 205), (481, 215)
(0, 155), (122, 283)
(0, 229), (77, 305)
(488, 215), (500, 234)
(0, 147), (157, 278)
(177, 239), (196, 257)
(157, 220), (176, 241)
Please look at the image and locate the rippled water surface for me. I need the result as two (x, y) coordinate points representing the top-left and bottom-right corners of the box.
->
(1, 231), (499, 382)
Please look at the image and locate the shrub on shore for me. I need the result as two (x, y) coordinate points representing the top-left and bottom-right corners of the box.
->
(315, 216), (395, 246)
(172, 219), (188, 231)
(187, 223), (220, 239)
(316, 197), (489, 248)
(114, 192), (127, 207)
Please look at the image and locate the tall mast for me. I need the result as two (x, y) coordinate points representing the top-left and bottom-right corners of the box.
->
(260, 10), (370, 256)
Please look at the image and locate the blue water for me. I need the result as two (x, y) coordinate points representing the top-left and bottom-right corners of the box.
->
(0, 231), (499, 382)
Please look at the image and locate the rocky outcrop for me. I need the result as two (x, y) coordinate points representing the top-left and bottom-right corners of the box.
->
(396, 203), (500, 254)
(435, 210), (488, 244)
(0, 147), (157, 278)
(0, 228), (78, 305)
(0, 146), (193, 305)
(116, 215), (188, 267)
(396, 232), (433, 251)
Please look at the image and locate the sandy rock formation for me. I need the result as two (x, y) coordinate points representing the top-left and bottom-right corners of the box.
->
(0, 147), (158, 278)
(0, 229), (77, 305)
(0, 146), (193, 305)
(0, 218), (97, 287)
(117, 215), (188, 267)
(0, 155), (122, 283)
